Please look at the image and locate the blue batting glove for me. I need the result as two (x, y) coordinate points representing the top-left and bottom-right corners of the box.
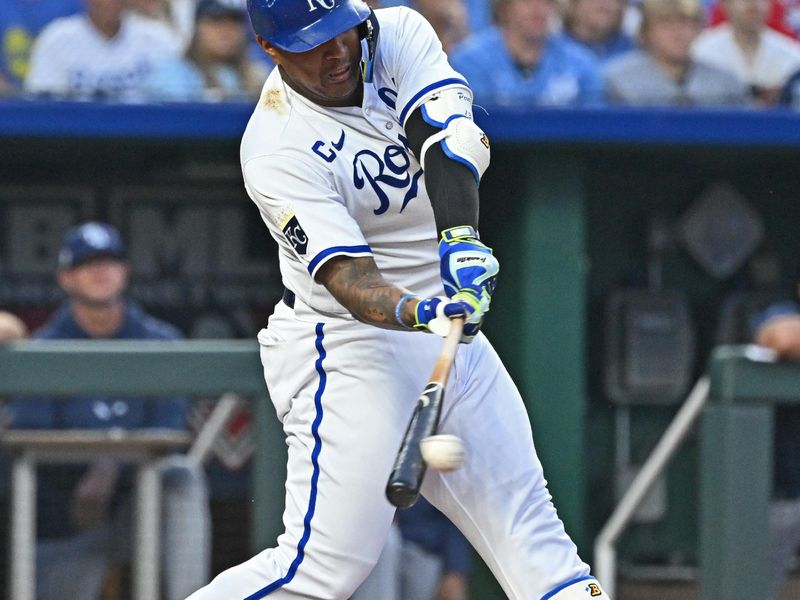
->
(438, 226), (499, 317)
(414, 296), (483, 343)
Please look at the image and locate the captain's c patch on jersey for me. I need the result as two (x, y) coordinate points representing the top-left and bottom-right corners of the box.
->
(279, 212), (309, 256)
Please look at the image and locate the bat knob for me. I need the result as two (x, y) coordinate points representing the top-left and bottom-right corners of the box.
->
(385, 483), (420, 509)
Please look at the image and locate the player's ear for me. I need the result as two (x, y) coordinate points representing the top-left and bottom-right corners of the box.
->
(56, 268), (75, 294)
(256, 35), (281, 63)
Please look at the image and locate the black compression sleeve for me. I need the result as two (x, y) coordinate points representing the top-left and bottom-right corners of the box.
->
(405, 109), (479, 235)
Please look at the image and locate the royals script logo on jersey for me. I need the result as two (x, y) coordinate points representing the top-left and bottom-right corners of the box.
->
(312, 129), (423, 216)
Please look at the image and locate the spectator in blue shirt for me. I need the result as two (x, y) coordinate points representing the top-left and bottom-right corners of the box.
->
(0, 0), (82, 95)
(8, 222), (210, 600)
(351, 496), (471, 600)
(449, 0), (605, 106)
(559, 0), (637, 62)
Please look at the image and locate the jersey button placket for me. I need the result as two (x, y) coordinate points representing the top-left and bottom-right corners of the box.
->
(362, 90), (392, 135)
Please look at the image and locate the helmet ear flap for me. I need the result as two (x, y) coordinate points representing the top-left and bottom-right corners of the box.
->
(358, 10), (380, 83)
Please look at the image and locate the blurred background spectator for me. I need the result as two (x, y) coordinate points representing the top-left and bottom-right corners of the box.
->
(0, 0), (82, 96)
(605, 0), (750, 105)
(751, 295), (800, 600)
(413, 0), (470, 53)
(128, 0), (197, 51)
(707, 0), (800, 40)
(351, 497), (471, 600)
(691, 0), (800, 105)
(145, 0), (267, 102)
(7, 222), (210, 600)
(378, 0), (493, 32)
(558, 0), (637, 63)
(449, 0), (605, 106)
(24, 0), (181, 101)
(0, 310), (28, 342)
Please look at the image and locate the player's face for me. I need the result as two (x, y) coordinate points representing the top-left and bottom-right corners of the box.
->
(58, 257), (129, 307)
(263, 28), (362, 104)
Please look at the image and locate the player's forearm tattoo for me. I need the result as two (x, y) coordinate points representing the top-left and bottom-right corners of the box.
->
(317, 256), (414, 330)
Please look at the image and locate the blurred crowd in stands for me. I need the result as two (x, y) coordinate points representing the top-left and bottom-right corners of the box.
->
(3, 0), (800, 107)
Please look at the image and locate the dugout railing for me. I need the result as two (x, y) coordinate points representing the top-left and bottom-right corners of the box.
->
(595, 344), (800, 600)
(0, 339), (286, 600)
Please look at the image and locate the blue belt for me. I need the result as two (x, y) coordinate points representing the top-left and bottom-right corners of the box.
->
(282, 288), (295, 308)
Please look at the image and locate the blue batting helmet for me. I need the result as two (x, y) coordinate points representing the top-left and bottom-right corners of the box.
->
(247, 0), (371, 53)
(58, 222), (126, 269)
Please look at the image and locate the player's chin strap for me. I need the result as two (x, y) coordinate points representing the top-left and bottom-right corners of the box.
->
(359, 10), (380, 84)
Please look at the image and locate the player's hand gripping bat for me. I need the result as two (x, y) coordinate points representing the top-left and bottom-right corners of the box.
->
(385, 316), (465, 508)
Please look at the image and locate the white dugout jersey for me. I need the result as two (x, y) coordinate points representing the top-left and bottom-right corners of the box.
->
(241, 7), (469, 315)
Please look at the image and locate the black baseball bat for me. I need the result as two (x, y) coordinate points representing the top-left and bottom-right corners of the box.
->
(385, 317), (464, 508)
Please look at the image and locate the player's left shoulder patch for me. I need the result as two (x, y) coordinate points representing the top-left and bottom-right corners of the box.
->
(586, 582), (602, 597)
(277, 209), (308, 256)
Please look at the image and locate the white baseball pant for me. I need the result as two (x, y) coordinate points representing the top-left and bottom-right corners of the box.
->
(187, 300), (608, 599)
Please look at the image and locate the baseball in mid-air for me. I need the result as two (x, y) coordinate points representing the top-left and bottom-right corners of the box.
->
(420, 434), (465, 472)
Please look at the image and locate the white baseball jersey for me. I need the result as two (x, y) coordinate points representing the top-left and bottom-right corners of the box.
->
(25, 12), (179, 99)
(241, 7), (469, 316)
(190, 7), (607, 600)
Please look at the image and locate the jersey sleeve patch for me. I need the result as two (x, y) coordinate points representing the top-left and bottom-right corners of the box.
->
(278, 210), (309, 256)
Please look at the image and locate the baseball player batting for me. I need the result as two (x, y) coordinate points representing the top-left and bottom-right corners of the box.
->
(187, 1), (610, 599)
